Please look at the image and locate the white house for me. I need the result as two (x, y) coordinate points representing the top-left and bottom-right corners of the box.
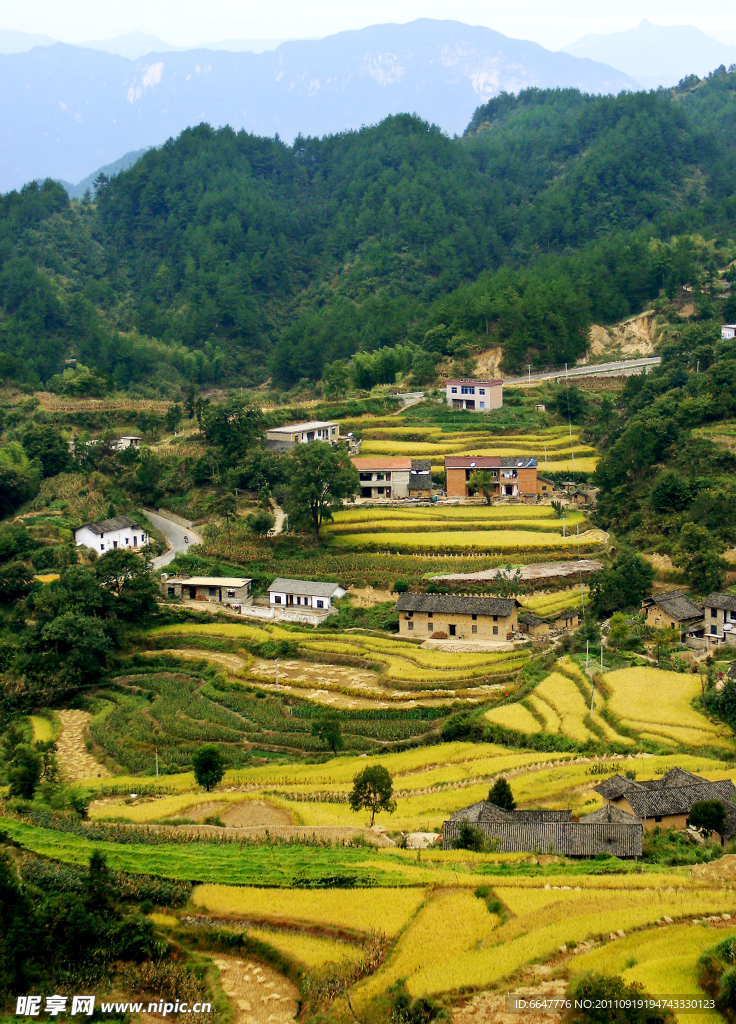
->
(268, 577), (345, 612)
(117, 436), (142, 450)
(265, 421), (339, 450)
(75, 515), (149, 554)
(722, 325), (736, 340)
(445, 379), (503, 412)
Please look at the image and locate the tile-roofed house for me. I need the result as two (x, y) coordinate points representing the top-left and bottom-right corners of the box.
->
(519, 610), (551, 637)
(703, 592), (736, 642)
(268, 577), (345, 614)
(593, 770), (736, 835)
(75, 516), (149, 553)
(443, 799), (641, 858)
(444, 454), (538, 499)
(351, 456), (413, 499)
(642, 590), (703, 636)
(580, 804), (641, 825)
(395, 593), (520, 642)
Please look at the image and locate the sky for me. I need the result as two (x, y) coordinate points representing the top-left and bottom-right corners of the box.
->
(2, 0), (736, 51)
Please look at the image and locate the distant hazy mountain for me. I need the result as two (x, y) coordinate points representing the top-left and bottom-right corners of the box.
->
(57, 148), (151, 198)
(80, 31), (180, 60)
(562, 19), (736, 89)
(0, 29), (56, 54)
(0, 18), (639, 193)
(200, 38), (295, 53)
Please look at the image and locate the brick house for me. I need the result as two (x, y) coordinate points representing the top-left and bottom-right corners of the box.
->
(593, 768), (736, 837)
(641, 590), (703, 636)
(442, 799), (642, 858)
(703, 593), (736, 644)
(445, 379), (503, 411)
(395, 593), (519, 640)
(444, 455), (538, 499)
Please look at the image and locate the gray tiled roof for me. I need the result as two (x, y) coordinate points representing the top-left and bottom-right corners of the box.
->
(644, 590), (703, 622)
(442, 819), (642, 857)
(500, 456), (538, 468)
(623, 780), (736, 818)
(704, 593), (736, 612)
(80, 515), (139, 535)
(268, 577), (343, 598)
(519, 610), (546, 626)
(580, 804), (640, 824)
(395, 594), (519, 616)
(409, 459), (433, 490)
(449, 800), (571, 823)
(592, 775), (636, 799)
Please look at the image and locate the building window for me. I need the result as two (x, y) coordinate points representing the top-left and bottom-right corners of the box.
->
(493, 615), (498, 622)
(472, 624), (477, 634)
(100, 544), (105, 551)
(479, 389), (485, 394)
(274, 595), (282, 604)
(125, 537), (130, 545)
(227, 590), (236, 598)
(209, 587), (216, 596)
(479, 402), (485, 409)
(654, 816), (662, 823)
(493, 626), (499, 636)
(451, 387), (457, 394)
(427, 621), (433, 631)
(408, 621), (414, 630)
(168, 587), (175, 596)
(461, 386), (475, 395)
(316, 599), (324, 608)
(712, 608), (717, 617)
(472, 614), (477, 621)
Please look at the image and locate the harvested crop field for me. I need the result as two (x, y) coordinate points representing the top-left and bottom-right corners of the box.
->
(212, 954), (298, 1024)
(56, 709), (110, 780)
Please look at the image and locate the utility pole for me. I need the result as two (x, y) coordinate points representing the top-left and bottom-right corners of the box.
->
(586, 639), (589, 669)
(600, 644), (604, 674)
(562, 517), (566, 538)
(590, 680), (595, 714)
(527, 364), (532, 384)
(155, 747), (159, 781)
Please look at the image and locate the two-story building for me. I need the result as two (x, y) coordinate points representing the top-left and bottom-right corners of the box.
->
(395, 593), (519, 640)
(75, 515), (148, 553)
(445, 379), (503, 412)
(265, 421), (339, 451)
(267, 577), (345, 612)
(351, 457), (434, 499)
(163, 576), (253, 609)
(444, 455), (538, 499)
(704, 592), (736, 644)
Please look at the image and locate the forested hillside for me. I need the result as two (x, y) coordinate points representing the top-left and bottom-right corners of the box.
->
(4, 69), (736, 394)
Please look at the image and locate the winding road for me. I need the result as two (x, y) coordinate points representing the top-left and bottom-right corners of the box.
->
(142, 510), (203, 569)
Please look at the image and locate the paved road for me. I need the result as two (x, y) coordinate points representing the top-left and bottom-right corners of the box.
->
(142, 510), (203, 569)
(505, 356), (661, 386)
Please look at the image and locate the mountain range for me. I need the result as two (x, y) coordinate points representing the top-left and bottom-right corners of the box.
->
(0, 19), (637, 193)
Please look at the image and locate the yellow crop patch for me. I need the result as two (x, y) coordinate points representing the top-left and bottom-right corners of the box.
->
(247, 927), (363, 968)
(484, 703), (542, 734)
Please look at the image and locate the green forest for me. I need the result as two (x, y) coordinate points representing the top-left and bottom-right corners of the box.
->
(4, 69), (736, 393)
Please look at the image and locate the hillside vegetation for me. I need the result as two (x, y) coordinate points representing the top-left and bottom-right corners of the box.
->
(4, 71), (736, 392)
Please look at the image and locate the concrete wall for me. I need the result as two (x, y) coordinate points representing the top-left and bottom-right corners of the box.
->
(398, 609), (517, 640)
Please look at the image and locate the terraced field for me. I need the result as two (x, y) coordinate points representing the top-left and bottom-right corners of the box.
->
(324, 505), (604, 554)
(485, 660), (733, 754)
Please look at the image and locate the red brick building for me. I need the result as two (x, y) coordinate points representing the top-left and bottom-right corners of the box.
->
(444, 455), (538, 499)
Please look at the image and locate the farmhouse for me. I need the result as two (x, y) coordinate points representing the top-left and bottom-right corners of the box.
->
(518, 611), (551, 637)
(265, 420), (339, 451)
(163, 576), (252, 609)
(268, 577), (345, 612)
(395, 593), (519, 640)
(75, 515), (148, 553)
(117, 436), (141, 450)
(593, 768), (736, 837)
(536, 475), (556, 496)
(351, 457), (433, 499)
(641, 590), (703, 636)
(445, 378), (503, 411)
(703, 592), (736, 644)
(722, 324), (736, 340)
(444, 455), (538, 499)
(442, 799), (642, 858)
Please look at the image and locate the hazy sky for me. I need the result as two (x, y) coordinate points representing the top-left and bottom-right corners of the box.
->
(3, 0), (736, 50)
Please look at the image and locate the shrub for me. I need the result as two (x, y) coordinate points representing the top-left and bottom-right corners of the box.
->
(564, 973), (672, 1024)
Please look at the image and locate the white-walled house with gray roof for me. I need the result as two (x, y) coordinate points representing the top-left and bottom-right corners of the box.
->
(268, 577), (345, 613)
(75, 515), (148, 553)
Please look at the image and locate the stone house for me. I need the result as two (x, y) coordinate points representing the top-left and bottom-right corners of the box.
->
(163, 576), (253, 609)
(641, 590), (703, 636)
(445, 378), (503, 411)
(442, 799), (642, 858)
(265, 420), (339, 451)
(593, 768), (736, 837)
(444, 455), (538, 499)
(554, 609), (580, 630)
(75, 515), (148, 553)
(536, 475), (556, 497)
(395, 593), (519, 640)
(268, 577), (345, 612)
(703, 592), (736, 644)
